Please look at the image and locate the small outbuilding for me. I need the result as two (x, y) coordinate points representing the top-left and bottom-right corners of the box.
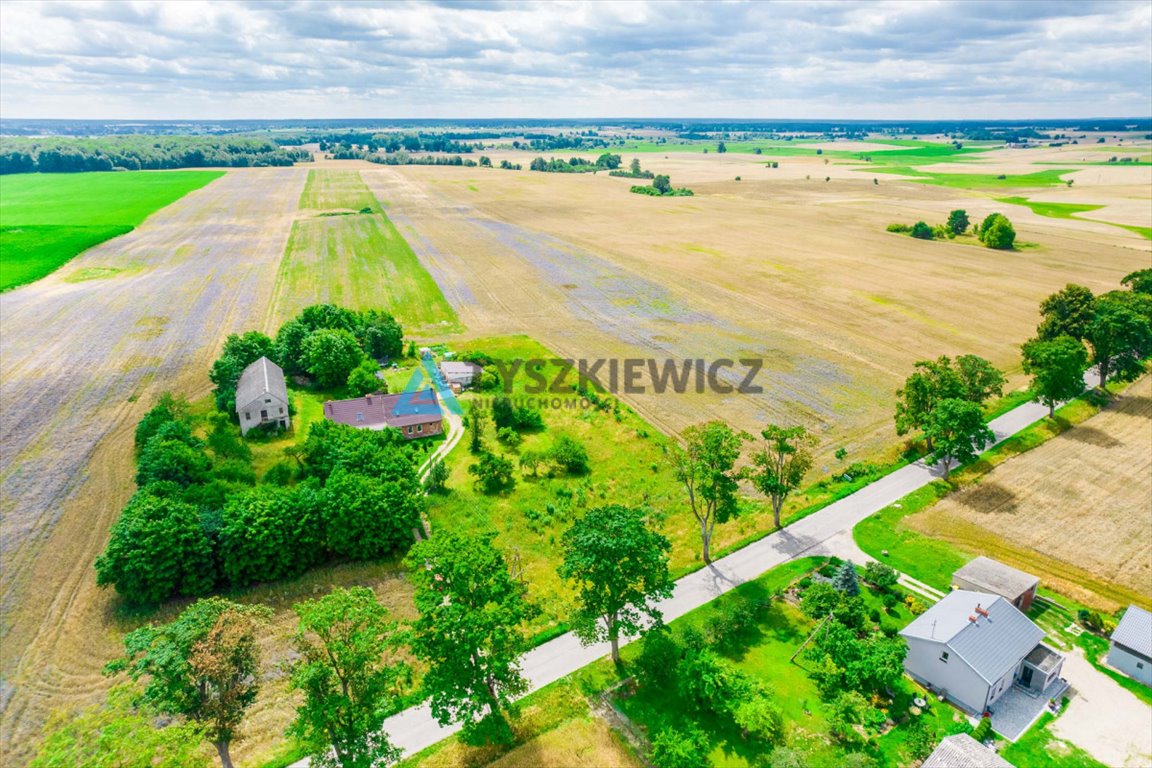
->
(438, 360), (482, 389)
(1108, 605), (1152, 687)
(923, 733), (1015, 768)
(953, 557), (1039, 612)
(236, 356), (290, 435)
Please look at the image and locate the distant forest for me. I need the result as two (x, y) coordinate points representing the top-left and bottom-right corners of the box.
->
(0, 136), (312, 174)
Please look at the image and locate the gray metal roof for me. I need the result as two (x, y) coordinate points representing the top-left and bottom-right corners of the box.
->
(923, 734), (1014, 768)
(235, 357), (287, 411)
(901, 590), (1045, 684)
(1112, 605), (1152, 658)
(954, 556), (1039, 600)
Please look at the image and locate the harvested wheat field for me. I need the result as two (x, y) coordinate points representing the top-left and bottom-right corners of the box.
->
(0, 168), (309, 763)
(909, 375), (1152, 610)
(366, 157), (1150, 463)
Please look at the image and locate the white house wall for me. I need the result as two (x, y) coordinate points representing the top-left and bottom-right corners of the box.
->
(1108, 645), (1152, 687)
(904, 636), (990, 714)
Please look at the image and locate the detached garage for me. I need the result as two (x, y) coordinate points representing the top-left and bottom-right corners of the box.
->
(1108, 605), (1152, 687)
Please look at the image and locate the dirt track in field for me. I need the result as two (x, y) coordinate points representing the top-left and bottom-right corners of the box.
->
(0, 168), (307, 762)
(364, 158), (1150, 462)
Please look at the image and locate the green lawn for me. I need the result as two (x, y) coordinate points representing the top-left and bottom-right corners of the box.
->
(994, 196), (1104, 219)
(0, 170), (223, 290)
(271, 169), (460, 332)
(1000, 712), (1106, 768)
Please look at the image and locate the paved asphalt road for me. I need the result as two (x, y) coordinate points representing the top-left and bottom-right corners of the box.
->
(294, 372), (1101, 764)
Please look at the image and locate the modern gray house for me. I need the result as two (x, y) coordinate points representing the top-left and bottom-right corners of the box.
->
(901, 590), (1065, 716)
(1108, 605), (1152, 687)
(923, 733), (1015, 768)
(235, 356), (290, 435)
(953, 557), (1040, 612)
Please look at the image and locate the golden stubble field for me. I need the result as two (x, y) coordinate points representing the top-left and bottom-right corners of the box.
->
(367, 151), (1150, 465)
(909, 375), (1152, 610)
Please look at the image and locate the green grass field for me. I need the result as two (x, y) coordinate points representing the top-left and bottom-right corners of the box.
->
(994, 196), (1104, 219)
(272, 169), (460, 332)
(870, 167), (1073, 189)
(0, 170), (224, 290)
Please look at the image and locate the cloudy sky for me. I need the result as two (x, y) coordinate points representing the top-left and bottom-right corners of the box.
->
(1, 0), (1149, 120)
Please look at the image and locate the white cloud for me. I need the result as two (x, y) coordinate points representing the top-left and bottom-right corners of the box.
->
(0, 0), (1148, 119)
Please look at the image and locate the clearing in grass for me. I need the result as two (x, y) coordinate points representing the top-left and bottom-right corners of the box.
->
(0, 170), (224, 290)
(270, 169), (460, 332)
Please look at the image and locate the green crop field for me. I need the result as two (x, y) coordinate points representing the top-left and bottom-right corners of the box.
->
(870, 166), (1073, 189)
(0, 170), (224, 290)
(271, 169), (460, 332)
(994, 196), (1104, 219)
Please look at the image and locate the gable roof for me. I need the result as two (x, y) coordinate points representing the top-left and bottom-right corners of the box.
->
(1112, 605), (1152, 658)
(954, 557), (1039, 599)
(923, 734), (1014, 768)
(901, 590), (1045, 684)
(323, 388), (442, 429)
(439, 361), (482, 375)
(235, 357), (287, 411)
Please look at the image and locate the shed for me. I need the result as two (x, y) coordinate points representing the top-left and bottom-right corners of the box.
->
(923, 733), (1015, 767)
(953, 557), (1039, 612)
(1108, 605), (1152, 687)
(439, 360), (482, 388)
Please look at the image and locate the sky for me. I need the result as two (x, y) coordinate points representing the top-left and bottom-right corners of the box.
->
(1, 0), (1150, 121)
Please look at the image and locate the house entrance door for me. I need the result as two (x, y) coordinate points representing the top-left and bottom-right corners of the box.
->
(1020, 666), (1034, 688)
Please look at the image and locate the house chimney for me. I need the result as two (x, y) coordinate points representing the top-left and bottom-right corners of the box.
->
(976, 605), (990, 618)
(969, 615), (978, 623)
(366, 394), (373, 405)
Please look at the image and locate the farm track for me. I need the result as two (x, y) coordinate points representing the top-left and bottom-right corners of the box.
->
(0, 168), (307, 762)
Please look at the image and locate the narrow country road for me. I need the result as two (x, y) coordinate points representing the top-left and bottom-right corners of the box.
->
(292, 371), (1102, 764)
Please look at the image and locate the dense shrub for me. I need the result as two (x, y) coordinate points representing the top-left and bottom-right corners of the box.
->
(971, 715), (992, 742)
(910, 221), (934, 240)
(978, 213), (1016, 250)
(549, 434), (590, 474)
(218, 484), (327, 586)
(885, 223), (911, 233)
(323, 468), (424, 559)
(635, 628), (681, 689)
(650, 727), (708, 768)
(863, 561), (899, 591)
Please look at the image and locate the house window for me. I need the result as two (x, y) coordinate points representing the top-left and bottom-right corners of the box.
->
(260, 409), (268, 419)
(1138, 662), (1145, 669)
(356, 412), (364, 422)
(940, 652), (949, 663)
(417, 424), (423, 433)
(279, 407), (284, 415)
(265, 398), (271, 404)
(407, 426), (413, 434)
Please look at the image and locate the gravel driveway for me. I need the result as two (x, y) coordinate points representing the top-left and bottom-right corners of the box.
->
(1050, 650), (1152, 767)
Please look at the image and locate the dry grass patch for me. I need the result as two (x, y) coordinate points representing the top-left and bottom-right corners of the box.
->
(908, 376), (1152, 609)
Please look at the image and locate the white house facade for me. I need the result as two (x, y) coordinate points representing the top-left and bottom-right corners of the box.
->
(1108, 605), (1152, 687)
(236, 356), (290, 435)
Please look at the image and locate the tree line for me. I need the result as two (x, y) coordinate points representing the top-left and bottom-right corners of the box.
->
(888, 209), (1016, 250)
(0, 135), (311, 174)
(528, 152), (622, 173)
(631, 174), (694, 197)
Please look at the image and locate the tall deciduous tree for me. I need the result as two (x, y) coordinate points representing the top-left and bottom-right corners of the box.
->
(105, 598), (272, 768)
(954, 354), (1006, 404)
(406, 531), (534, 744)
(894, 355), (1002, 449)
(304, 328), (365, 388)
(558, 505), (673, 663)
(946, 209), (969, 235)
(1021, 336), (1089, 416)
(670, 422), (748, 563)
(748, 425), (815, 529)
(1122, 268), (1152, 295)
(1085, 296), (1152, 387)
(1037, 284), (1096, 341)
(288, 587), (410, 768)
(923, 398), (994, 479)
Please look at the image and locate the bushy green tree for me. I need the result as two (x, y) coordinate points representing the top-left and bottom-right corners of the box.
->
(733, 695), (784, 744)
(289, 588), (410, 768)
(1086, 296), (1152, 387)
(95, 491), (216, 604)
(559, 505), (673, 662)
(301, 420), (412, 481)
(468, 451), (516, 493)
(209, 331), (276, 413)
(924, 398), (994, 478)
(303, 328), (364, 388)
(275, 319), (312, 376)
(323, 468), (424, 559)
(1122, 268), (1152, 294)
(653, 174), (672, 194)
(862, 561), (899, 591)
(359, 309), (404, 360)
(978, 212), (1016, 249)
(548, 433), (589, 474)
(650, 726), (708, 768)
(136, 436), (212, 488)
(406, 531), (534, 744)
(346, 358), (383, 397)
(894, 355), (1002, 449)
(105, 598), (272, 768)
(910, 221), (934, 240)
(29, 685), (212, 768)
(218, 484), (327, 587)
(135, 393), (191, 452)
(946, 209), (970, 235)
(1038, 284), (1096, 341)
(424, 457), (449, 494)
(1022, 336), (1089, 416)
